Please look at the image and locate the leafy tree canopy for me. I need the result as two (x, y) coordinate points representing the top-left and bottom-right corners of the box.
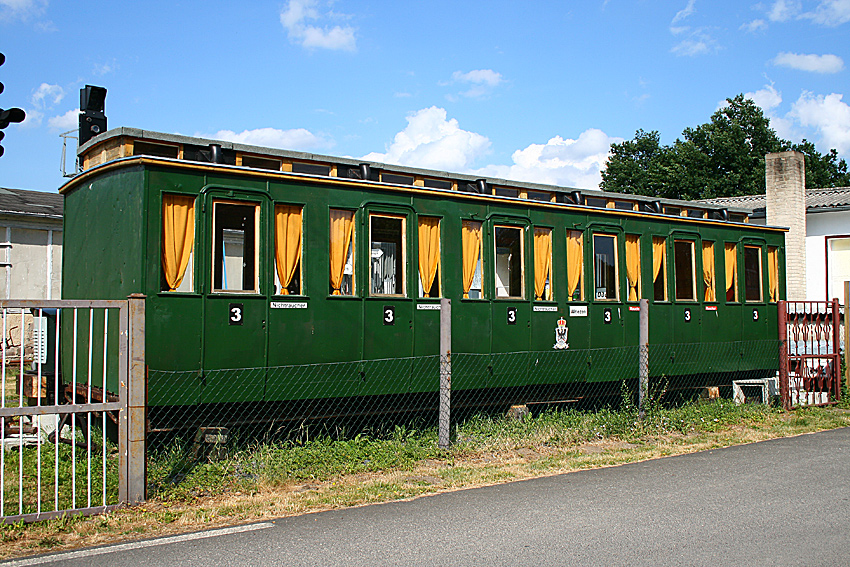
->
(600, 94), (850, 199)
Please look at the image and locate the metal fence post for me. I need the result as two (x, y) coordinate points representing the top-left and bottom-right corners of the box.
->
(844, 282), (850, 390)
(127, 294), (146, 503)
(638, 298), (648, 420)
(439, 298), (451, 449)
(778, 300), (788, 410)
(832, 297), (841, 402)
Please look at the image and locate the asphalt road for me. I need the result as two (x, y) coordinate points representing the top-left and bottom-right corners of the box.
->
(10, 428), (850, 567)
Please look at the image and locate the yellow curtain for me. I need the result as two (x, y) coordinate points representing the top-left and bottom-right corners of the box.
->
(768, 246), (778, 302)
(462, 221), (482, 299)
(725, 243), (737, 301)
(625, 235), (640, 301)
(161, 194), (195, 292)
(418, 217), (441, 297)
(275, 205), (303, 295)
(329, 209), (355, 295)
(534, 228), (552, 300)
(702, 242), (716, 302)
(652, 237), (665, 300)
(567, 230), (583, 300)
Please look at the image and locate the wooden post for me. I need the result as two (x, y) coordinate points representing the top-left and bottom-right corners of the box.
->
(638, 298), (648, 420)
(439, 298), (451, 449)
(127, 294), (146, 503)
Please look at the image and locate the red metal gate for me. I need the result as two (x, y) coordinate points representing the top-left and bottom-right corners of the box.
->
(778, 300), (842, 410)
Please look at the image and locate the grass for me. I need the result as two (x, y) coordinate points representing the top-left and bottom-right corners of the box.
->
(2, 391), (850, 560)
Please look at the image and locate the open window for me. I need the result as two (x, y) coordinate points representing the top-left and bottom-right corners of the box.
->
(593, 234), (618, 301)
(418, 217), (441, 298)
(211, 201), (260, 293)
(534, 228), (552, 301)
(161, 194), (195, 292)
(652, 237), (667, 302)
(274, 204), (303, 295)
(370, 214), (406, 296)
(674, 240), (696, 301)
(567, 230), (584, 301)
(744, 245), (763, 302)
(330, 209), (356, 296)
(494, 226), (524, 298)
(462, 221), (483, 299)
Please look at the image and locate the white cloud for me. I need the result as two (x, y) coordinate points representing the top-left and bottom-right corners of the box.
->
(207, 127), (334, 151)
(742, 84), (798, 140)
(741, 19), (768, 32)
(671, 33), (717, 56)
(789, 92), (850, 154)
(362, 107), (490, 171)
(672, 0), (696, 24)
(767, 0), (801, 21)
(47, 108), (78, 131)
(30, 83), (64, 108)
(474, 129), (621, 189)
(93, 59), (118, 76)
(445, 69), (505, 99)
(773, 52), (844, 73)
(802, 0), (850, 26)
(280, 0), (356, 51)
(0, 0), (47, 21)
(363, 107), (618, 189)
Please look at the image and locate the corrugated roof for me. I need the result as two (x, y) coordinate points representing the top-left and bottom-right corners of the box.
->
(698, 186), (850, 215)
(0, 187), (63, 218)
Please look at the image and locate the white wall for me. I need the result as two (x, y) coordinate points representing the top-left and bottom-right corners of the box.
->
(805, 209), (850, 301)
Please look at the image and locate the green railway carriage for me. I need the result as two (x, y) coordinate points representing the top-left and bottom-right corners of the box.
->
(60, 128), (787, 428)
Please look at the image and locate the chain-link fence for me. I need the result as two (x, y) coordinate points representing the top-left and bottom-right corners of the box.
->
(146, 339), (784, 494)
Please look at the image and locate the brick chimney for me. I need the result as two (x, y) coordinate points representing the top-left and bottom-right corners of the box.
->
(765, 151), (806, 300)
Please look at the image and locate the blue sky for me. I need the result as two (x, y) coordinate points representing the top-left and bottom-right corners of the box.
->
(1, 0), (848, 193)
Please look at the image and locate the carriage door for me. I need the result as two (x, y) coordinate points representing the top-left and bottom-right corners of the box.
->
(202, 195), (269, 404)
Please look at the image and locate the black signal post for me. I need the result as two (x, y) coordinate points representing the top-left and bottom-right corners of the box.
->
(0, 53), (27, 157)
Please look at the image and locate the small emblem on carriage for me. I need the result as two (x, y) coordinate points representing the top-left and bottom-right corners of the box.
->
(554, 317), (569, 350)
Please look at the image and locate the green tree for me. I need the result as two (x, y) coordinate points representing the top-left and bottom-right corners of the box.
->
(601, 94), (849, 199)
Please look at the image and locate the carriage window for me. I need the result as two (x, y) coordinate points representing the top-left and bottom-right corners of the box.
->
(768, 246), (779, 303)
(725, 243), (738, 302)
(274, 204), (303, 295)
(593, 234), (618, 301)
(212, 201), (259, 293)
(567, 230), (584, 301)
(744, 245), (762, 302)
(703, 241), (716, 302)
(533, 228), (552, 301)
(653, 236), (667, 301)
(330, 209), (356, 295)
(495, 226), (524, 298)
(370, 214), (406, 296)
(161, 194), (195, 293)
(418, 217), (441, 298)
(462, 220), (483, 299)
(625, 235), (640, 301)
(674, 240), (696, 301)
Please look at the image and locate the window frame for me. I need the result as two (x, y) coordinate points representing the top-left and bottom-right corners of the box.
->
(493, 224), (525, 299)
(329, 208), (357, 297)
(462, 220), (485, 300)
(417, 216), (442, 299)
(161, 193), (196, 294)
(210, 199), (261, 294)
(743, 244), (763, 303)
(652, 236), (668, 302)
(368, 213), (407, 297)
(592, 233), (619, 302)
(567, 230), (585, 302)
(273, 203), (304, 297)
(533, 226), (553, 301)
(673, 239), (697, 302)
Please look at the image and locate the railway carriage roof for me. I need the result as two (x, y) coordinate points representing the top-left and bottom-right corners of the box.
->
(65, 127), (785, 232)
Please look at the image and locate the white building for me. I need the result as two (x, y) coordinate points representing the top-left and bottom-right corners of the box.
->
(0, 187), (63, 361)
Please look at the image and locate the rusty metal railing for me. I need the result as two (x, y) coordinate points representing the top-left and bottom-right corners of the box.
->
(778, 299), (842, 410)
